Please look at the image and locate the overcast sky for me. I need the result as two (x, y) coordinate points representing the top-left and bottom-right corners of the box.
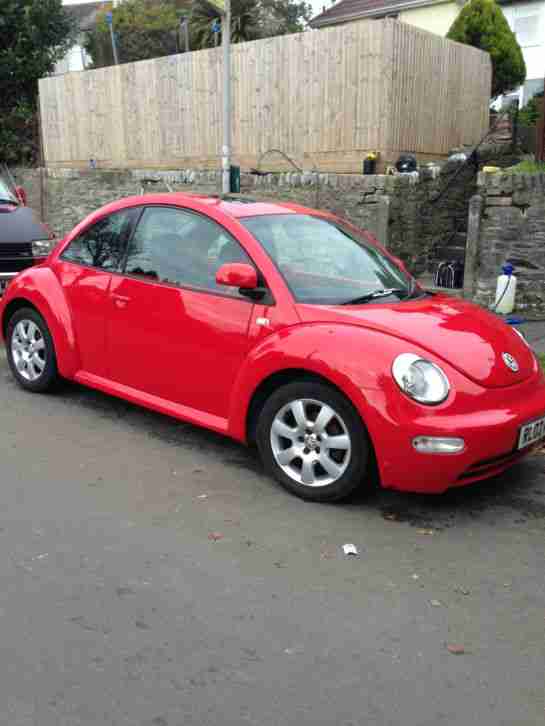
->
(61, 0), (330, 21)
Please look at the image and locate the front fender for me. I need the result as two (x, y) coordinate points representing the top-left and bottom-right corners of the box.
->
(227, 322), (402, 443)
(1, 268), (79, 377)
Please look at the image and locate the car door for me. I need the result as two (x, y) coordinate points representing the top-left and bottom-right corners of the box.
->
(105, 205), (256, 420)
(53, 208), (135, 376)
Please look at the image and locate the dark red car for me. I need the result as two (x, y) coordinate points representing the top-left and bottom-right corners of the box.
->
(0, 165), (55, 293)
(1, 193), (544, 501)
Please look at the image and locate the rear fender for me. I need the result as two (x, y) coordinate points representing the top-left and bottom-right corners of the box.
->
(1, 268), (79, 377)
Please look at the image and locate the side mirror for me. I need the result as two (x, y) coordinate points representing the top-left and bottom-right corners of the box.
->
(15, 186), (27, 206)
(216, 262), (258, 290)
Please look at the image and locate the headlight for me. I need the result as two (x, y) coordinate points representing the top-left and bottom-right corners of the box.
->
(32, 239), (55, 257)
(392, 353), (450, 404)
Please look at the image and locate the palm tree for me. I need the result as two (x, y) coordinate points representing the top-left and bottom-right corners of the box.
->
(190, 0), (263, 48)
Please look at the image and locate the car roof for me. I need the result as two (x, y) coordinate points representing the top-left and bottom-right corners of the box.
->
(126, 193), (321, 220)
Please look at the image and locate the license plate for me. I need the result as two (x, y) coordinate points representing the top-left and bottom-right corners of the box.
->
(518, 416), (545, 450)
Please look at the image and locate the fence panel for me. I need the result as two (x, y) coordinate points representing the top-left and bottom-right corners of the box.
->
(39, 20), (491, 172)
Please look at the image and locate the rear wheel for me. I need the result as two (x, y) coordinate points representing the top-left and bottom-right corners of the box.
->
(256, 381), (369, 502)
(6, 308), (59, 392)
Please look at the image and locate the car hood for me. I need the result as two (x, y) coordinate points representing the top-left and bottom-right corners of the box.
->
(296, 293), (536, 388)
(0, 204), (48, 244)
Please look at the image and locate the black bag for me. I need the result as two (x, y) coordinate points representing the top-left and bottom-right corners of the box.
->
(434, 260), (464, 289)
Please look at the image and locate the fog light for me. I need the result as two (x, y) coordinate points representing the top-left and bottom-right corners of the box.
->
(412, 436), (465, 454)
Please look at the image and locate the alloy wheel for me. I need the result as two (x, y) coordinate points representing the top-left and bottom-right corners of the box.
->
(270, 398), (352, 487)
(11, 319), (47, 382)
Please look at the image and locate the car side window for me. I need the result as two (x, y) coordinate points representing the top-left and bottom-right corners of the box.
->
(61, 209), (132, 271)
(123, 206), (253, 296)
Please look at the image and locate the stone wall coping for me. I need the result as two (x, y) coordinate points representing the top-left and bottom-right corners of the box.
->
(42, 165), (445, 190)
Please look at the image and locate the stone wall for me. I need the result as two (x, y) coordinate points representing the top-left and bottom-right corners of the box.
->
(13, 159), (545, 314)
(474, 173), (545, 314)
(12, 163), (479, 279)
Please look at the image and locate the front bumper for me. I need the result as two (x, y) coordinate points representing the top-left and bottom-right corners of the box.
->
(365, 367), (545, 494)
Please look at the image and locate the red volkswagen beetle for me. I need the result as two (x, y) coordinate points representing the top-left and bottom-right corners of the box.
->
(1, 194), (544, 501)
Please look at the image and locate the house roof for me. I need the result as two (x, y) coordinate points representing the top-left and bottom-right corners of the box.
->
(310, 0), (464, 27)
(65, 2), (105, 32)
(309, 0), (520, 27)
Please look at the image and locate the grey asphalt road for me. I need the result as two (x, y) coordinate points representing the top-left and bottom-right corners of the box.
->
(0, 348), (544, 726)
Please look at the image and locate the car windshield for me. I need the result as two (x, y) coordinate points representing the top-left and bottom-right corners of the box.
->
(241, 214), (413, 305)
(0, 167), (18, 205)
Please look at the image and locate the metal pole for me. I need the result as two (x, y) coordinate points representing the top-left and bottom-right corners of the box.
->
(106, 12), (119, 65)
(110, 25), (119, 65)
(221, 0), (231, 195)
(184, 19), (190, 53)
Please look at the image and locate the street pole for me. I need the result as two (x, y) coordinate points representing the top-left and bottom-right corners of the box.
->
(221, 0), (231, 195)
(106, 12), (119, 66)
(184, 19), (190, 53)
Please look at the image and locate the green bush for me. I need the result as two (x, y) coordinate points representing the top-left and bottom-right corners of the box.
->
(0, 104), (39, 167)
(519, 92), (544, 127)
(0, 0), (76, 165)
(447, 0), (526, 99)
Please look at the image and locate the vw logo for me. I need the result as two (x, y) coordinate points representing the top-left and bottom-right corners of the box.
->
(502, 353), (519, 372)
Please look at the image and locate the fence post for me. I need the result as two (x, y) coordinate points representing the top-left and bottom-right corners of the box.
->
(537, 95), (545, 162)
(464, 194), (482, 300)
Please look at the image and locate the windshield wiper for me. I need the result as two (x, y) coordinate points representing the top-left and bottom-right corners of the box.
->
(341, 288), (409, 305)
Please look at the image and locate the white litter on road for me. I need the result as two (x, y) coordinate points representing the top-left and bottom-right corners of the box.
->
(342, 543), (359, 556)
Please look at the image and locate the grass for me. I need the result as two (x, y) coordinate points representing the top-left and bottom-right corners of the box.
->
(538, 354), (545, 371)
(503, 160), (545, 174)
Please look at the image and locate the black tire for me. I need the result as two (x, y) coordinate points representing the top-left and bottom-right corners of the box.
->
(256, 381), (369, 502)
(6, 307), (59, 393)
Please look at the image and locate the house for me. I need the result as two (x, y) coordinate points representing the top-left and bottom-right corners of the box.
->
(310, 0), (545, 106)
(54, 2), (105, 74)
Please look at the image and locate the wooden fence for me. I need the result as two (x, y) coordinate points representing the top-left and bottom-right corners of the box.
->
(39, 19), (491, 173)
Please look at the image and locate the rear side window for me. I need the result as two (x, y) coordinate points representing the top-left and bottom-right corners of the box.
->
(61, 209), (132, 271)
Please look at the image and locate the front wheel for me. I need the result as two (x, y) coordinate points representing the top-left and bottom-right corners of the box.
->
(256, 381), (370, 502)
(6, 308), (59, 392)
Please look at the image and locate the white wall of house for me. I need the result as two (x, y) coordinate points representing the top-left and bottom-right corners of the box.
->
(399, 1), (460, 37)
(501, 0), (545, 103)
(54, 38), (91, 75)
(400, 0), (545, 106)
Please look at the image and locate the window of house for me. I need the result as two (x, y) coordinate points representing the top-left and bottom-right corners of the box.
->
(61, 209), (132, 271)
(124, 206), (253, 296)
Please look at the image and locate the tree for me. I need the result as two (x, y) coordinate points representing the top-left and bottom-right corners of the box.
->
(447, 0), (526, 99)
(85, 0), (181, 68)
(190, 0), (311, 49)
(0, 0), (77, 164)
(190, 0), (260, 48)
(0, 0), (77, 108)
(519, 91), (544, 126)
(260, 0), (312, 35)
